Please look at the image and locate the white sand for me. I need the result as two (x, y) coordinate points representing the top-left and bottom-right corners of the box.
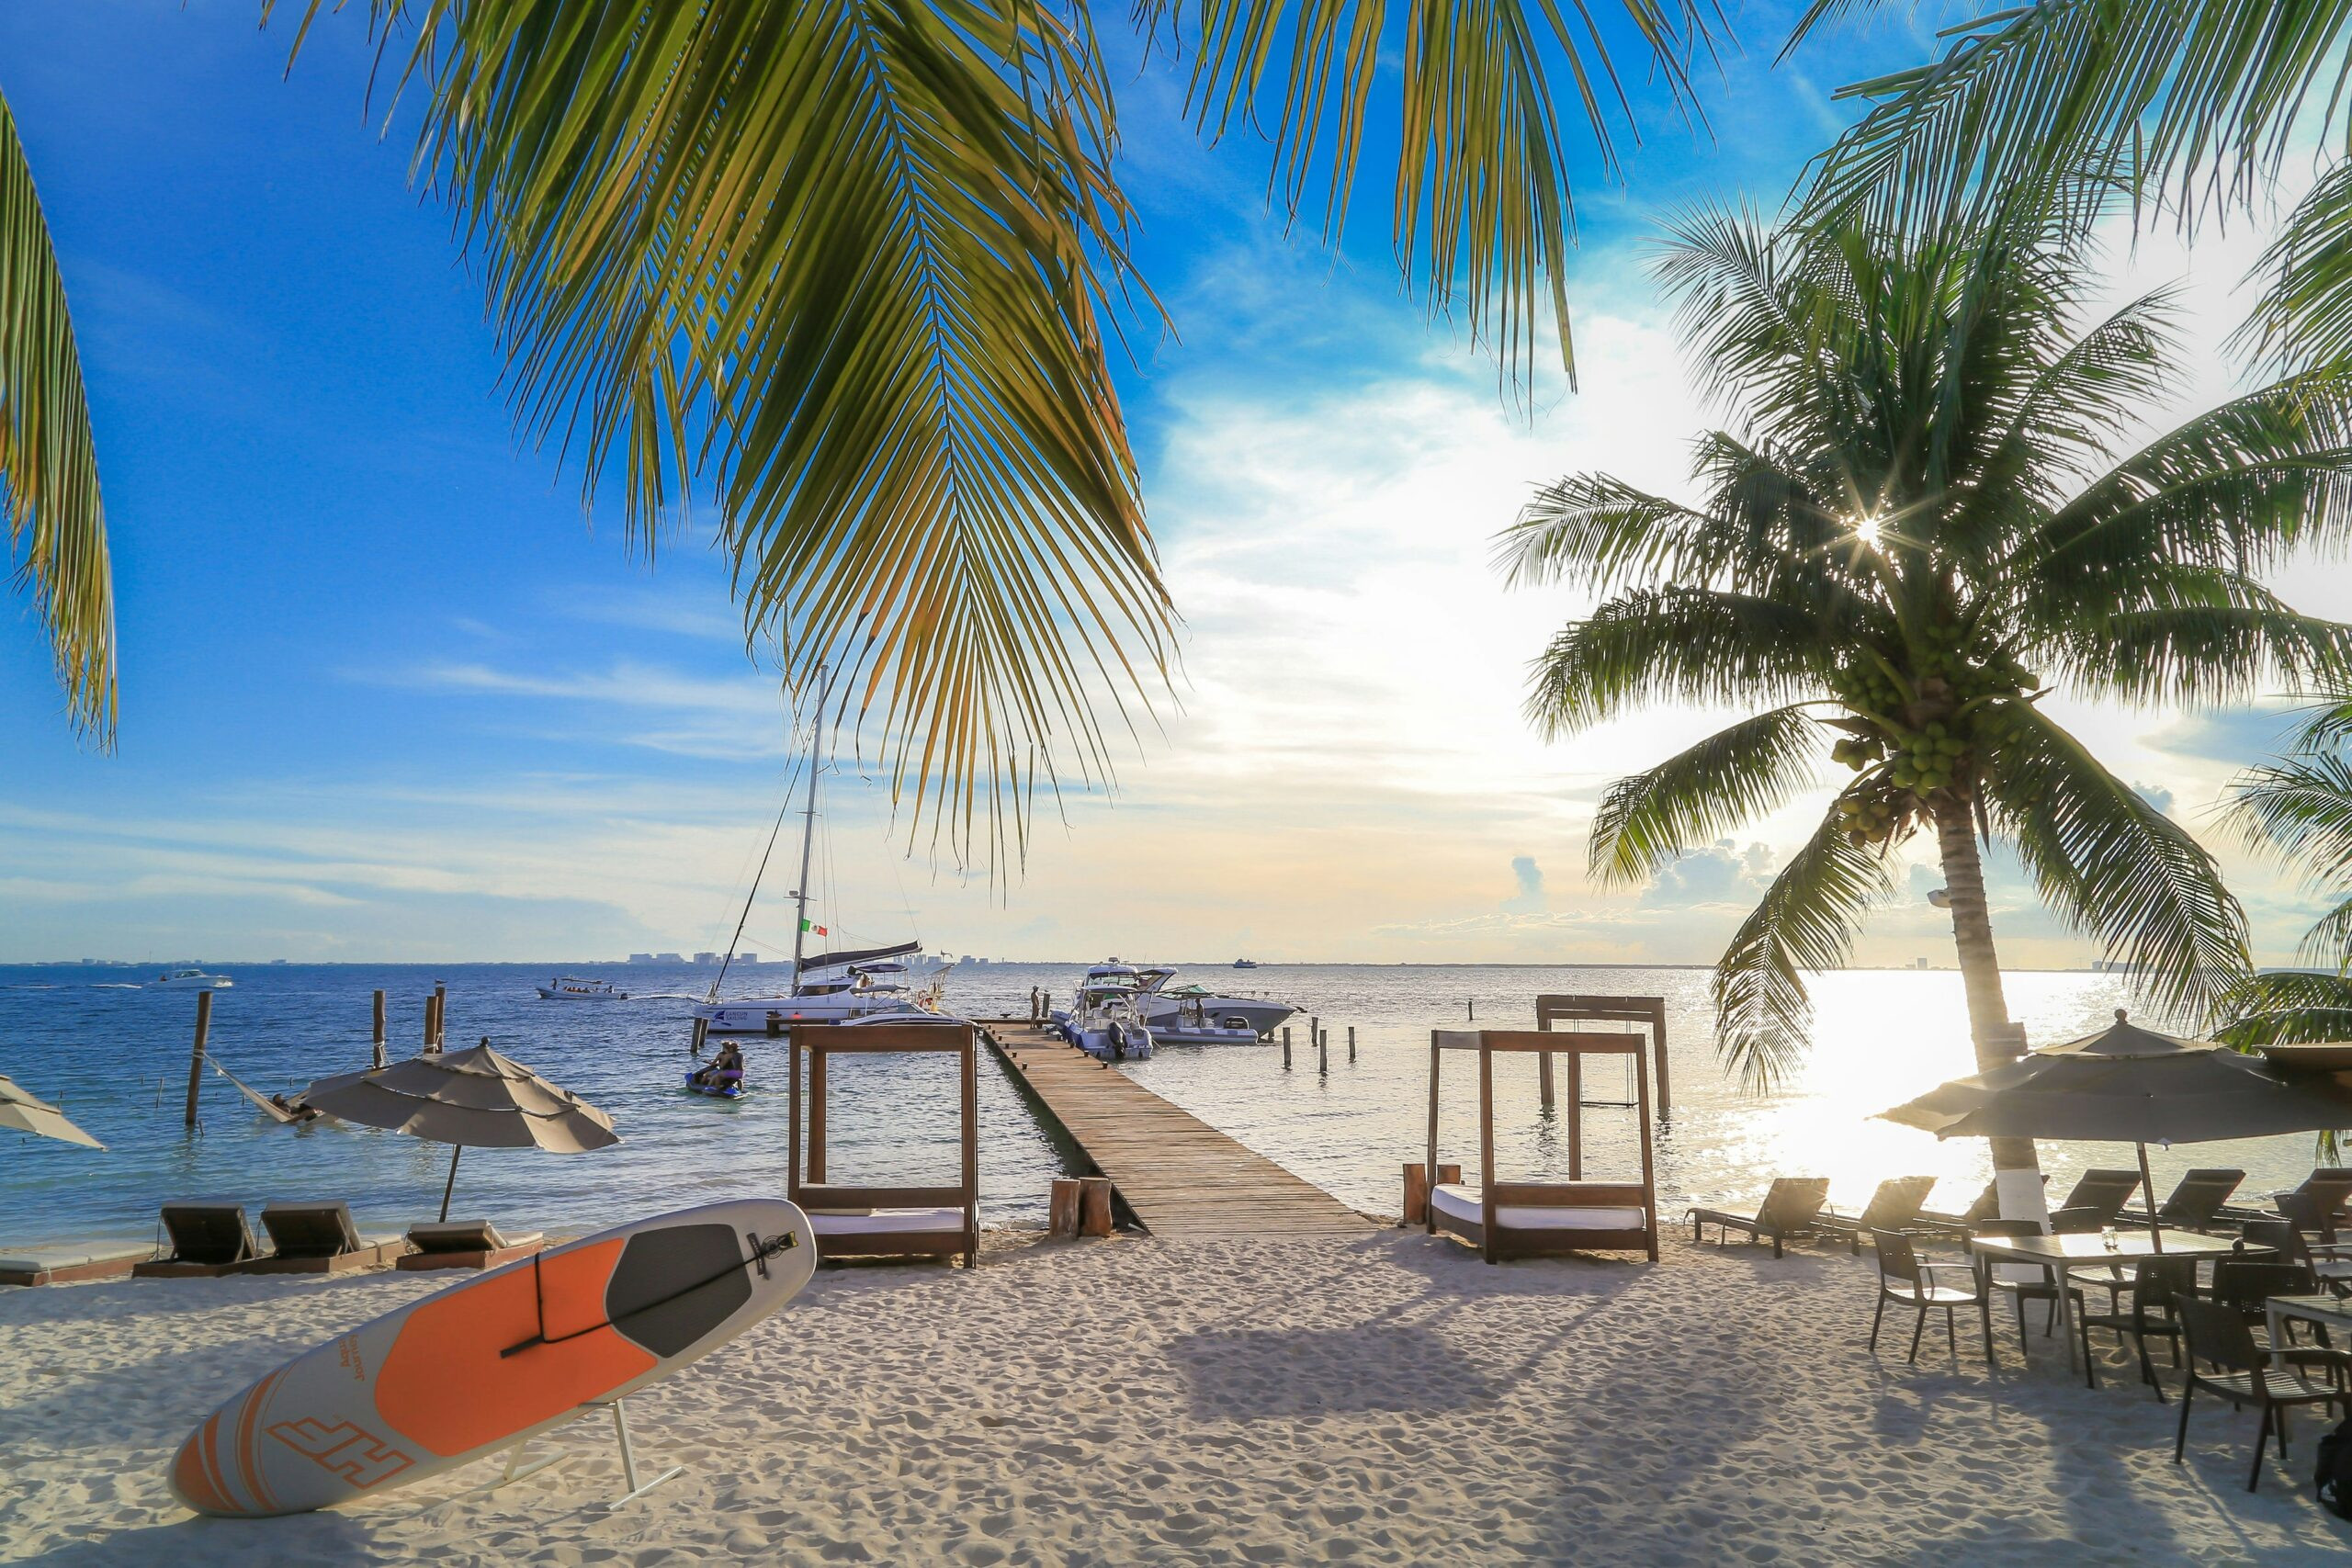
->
(3, 1228), (2346, 1564)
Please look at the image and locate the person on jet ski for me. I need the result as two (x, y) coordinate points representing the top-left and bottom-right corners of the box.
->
(695, 1040), (746, 1089)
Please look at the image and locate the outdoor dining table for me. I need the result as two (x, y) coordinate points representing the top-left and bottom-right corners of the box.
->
(1969, 1229), (2254, 1371)
(2267, 1294), (2352, 1363)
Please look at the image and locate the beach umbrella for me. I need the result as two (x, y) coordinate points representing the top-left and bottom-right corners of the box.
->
(0, 1074), (102, 1149)
(1878, 1010), (2352, 1250)
(299, 1039), (616, 1220)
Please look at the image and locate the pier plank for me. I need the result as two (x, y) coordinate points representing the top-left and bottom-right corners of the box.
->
(979, 1022), (1372, 1240)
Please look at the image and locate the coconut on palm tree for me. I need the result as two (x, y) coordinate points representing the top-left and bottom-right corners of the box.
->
(1498, 186), (2352, 1217)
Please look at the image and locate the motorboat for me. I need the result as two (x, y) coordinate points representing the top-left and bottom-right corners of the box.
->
(537, 976), (628, 1000)
(1234, 959), (1260, 969)
(150, 968), (232, 989)
(1146, 991), (1264, 1047)
(1057, 980), (1153, 1061)
(1057, 962), (1291, 1038)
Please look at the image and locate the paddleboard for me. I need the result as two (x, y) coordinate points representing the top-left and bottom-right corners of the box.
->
(168, 1197), (813, 1517)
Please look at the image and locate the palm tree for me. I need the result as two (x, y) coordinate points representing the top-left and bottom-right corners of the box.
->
(1497, 189), (2352, 1210)
(0, 0), (1734, 860)
(0, 89), (111, 740)
(2219, 693), (2352, 1044)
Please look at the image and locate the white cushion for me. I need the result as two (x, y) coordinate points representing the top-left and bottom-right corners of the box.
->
(1430, 1183), (1646, 1232)
(809, 1207), (967, 1235)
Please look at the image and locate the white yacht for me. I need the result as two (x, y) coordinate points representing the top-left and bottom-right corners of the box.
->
(695, 942), (956, 1033)
(150, 967), (232, 990)
(537, 976), (628, 1000)
(1145, 991), (1263, 1047)
(1112, 964), (1293, 1037)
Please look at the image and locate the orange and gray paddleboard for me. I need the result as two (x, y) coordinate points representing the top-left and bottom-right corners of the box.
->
(168, 1197), (814, 1517)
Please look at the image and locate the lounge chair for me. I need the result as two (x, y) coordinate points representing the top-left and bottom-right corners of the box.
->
(1815, 1175), (1939, 1255)
(1868, 1229), (1995, 1367)
(395, 1219), (543, 1271)
(243, 1201), (404, 1275)
(1687, 1178), (1830, 1258)
(2119, 1168), (2244, 1234)
(1915, 1179), (2000, 1241)
(2218, 1167), (2352, 1227)
(0, 1245), (149, 1287)
(2174, 1295), (2352, 1493)
(132, 1201), (264, 1278)
(2056, 1168), (2143, 1224)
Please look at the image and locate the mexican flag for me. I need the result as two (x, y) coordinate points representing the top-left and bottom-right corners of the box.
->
(800, 919), (828, 935)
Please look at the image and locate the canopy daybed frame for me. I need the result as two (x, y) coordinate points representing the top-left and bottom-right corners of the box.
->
(788, 1021), (979, 1268)
(1425, 1028), (1658, 1263)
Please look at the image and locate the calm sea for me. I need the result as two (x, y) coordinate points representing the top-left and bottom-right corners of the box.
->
(0, 962), (2326, 1251)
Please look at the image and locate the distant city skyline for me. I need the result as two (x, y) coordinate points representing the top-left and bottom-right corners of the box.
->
(3, 6), (2345, 974)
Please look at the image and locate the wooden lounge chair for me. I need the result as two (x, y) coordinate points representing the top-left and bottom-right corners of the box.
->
(2119, 1168), (2244, 1234)
(132, 1202), (265, 1278)
(1688, 1178), (1831, 1258)
(1424, 1029), (1659, 1264)
(2174, 1295), (2352, 1493)
(1868, 1229), (1993, 1366)
(0, 1245), (149, 1287)
(395, 1219), (543, 1271)
(2218, 1167), (2352, 1227)
(243, 1201), (404, 1275)
(790, 1021), (980, 1267)
(1815, 1176), (1939, 1255)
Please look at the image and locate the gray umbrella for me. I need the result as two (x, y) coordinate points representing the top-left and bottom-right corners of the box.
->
(0, 1074), (102, 1149)
(1879, 1010), (2352, 1250)
(300, 1039), (617, 1220)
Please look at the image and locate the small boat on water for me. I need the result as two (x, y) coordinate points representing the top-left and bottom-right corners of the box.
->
(537, 976), (628, 1001)
(1147, 994), (1264, 1047)
(1234, 958), (1260, 969)
(150, 968), (232, 990)
(1057, 980), (1155, 1061)
(695, 942), (958, 1033)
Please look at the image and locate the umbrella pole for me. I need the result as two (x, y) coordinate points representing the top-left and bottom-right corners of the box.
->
(440, 1145), (462, 1224)
(2138, 1143), (2163, 1254)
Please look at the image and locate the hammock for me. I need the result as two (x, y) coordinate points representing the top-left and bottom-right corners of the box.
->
(209, 1059), (314, 1124)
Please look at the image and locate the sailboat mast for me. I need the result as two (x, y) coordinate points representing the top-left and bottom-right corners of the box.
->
(789, 665), (833, 989)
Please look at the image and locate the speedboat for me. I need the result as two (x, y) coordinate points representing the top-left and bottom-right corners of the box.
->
(1145, 993), (1264, 1047)
(537, 976), (628, 1000)
(1121, 966), (1292, 1037)
(1234, 959), (1260, 969)
(151, 968), (232, 989)
(1057, 981), (1153, 1061)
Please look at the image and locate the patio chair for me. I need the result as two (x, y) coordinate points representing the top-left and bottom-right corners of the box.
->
(2119, 1169), (2244, 1234)
(2075, 1254), (2195, 1398)
(1869, 1229), (1994, 1367)
(1816, 1176), (1940, 1256)
(2240, 1216), (2352, 1300)
(131, 1201), (265, 1279)
(1687, 1178), (1830, 1258)
(2174, 1295), (2352, 1492)
(1976, 1218), (2067, 1343)
(244, 1201), (404, 1275)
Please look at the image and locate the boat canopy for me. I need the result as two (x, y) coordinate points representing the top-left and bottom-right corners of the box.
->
(799, 939), (922, 973)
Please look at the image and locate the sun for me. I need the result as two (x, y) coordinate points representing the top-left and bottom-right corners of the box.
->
(1853, 513), (1884, 548)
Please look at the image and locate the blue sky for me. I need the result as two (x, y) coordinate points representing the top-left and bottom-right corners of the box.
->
(3, 2), (2338, 967)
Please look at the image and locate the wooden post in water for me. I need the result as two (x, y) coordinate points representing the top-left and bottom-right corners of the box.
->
(1466, 998), (1476, 1021)
(371, 989), (387, 1070)
(690, 1017), (708, 1057)
(183, 990), (213, 1129)
(1281, 1026), (1292, 1068)
(432, 983), (447, 1047)
(1538, 1052), (1555, 1111)
(1317, 1029), (1329, 1075)
(1347, 1025), (1356, 1063)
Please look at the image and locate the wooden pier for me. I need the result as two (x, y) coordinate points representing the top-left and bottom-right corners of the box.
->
(980, 1021), (1372, 1239)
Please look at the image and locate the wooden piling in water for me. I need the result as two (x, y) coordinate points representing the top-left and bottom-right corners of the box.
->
(1539, 1052), (1555, 1110)
(184, 990), (212, 1129)
(1466, 998), (1476, 1021)
(1317, 1029), (1329, 1074)
(1347, 1025), (1356, 1062)
(432, 982), (447, 1047)
(371, 989), (387, 1070)
(1281, 1026), (1292, 1068)
(690, 1016), (708, 1057)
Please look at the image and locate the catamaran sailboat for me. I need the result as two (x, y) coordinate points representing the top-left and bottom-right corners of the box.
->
(692, 666), (960, 1036)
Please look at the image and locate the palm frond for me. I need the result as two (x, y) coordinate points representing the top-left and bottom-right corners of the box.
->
(1139, 0), (1724, 386)
(1525, 585), (1832, 737)
(285, 0), (1171, 867)
(1712, 804), (1894, 1090)
(2037, 570), (2352, 707)
(1983, 703), (2251, 1028)
(2229, 750), (2352, 891)
(2237, 160), (2352, 376)
(0, 89), (112, 740)
(1589, 705), (1824, 886)
(1800, 0), (2352, 236)
(2217, 969), (2352, 1046)
(1493, 473), (1722, 592)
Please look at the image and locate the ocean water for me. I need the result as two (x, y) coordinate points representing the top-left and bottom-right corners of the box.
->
(0, 962), (2330, 1251)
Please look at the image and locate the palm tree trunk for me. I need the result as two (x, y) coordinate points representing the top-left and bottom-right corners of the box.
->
(1933, 794), (2046, 1222)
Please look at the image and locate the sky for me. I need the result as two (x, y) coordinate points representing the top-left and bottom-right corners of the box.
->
(3, 1), (2347, 969)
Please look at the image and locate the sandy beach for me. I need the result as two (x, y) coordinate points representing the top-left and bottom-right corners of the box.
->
(3, 1228), (2346, 1565)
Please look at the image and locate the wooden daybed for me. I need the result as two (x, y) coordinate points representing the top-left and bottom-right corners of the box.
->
(1425, 1028), (1658, 1263)
(789, 1021), (979, 1268)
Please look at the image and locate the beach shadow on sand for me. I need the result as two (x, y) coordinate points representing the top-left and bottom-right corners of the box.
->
(1169, 1325), (1497, 1421)
(18, 1512), (382, 1566)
